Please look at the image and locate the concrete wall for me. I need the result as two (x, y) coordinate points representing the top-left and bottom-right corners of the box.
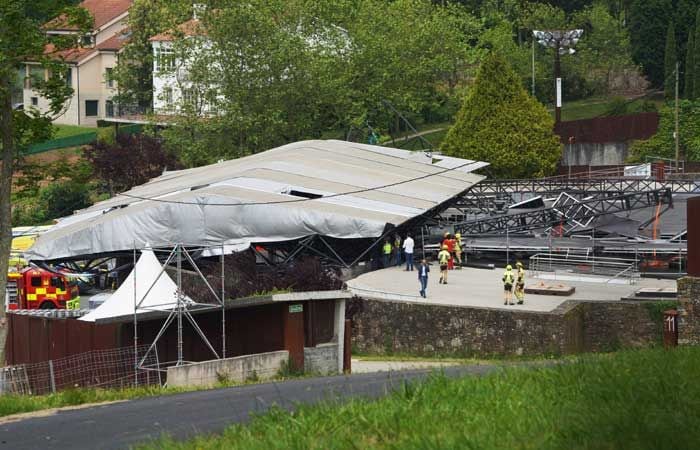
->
(348, 298), (665, 357)
(304, 343), (339, 375)
(562, 142), (628, 166)
(167, 350), (289, 388)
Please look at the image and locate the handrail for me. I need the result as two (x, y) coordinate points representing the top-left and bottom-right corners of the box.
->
(529, 252), (639, 284)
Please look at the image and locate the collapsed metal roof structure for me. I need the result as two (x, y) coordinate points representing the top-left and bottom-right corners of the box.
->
(27, 140), (487, 264)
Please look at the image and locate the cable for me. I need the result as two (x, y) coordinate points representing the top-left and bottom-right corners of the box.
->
(115, 159), (479, 207)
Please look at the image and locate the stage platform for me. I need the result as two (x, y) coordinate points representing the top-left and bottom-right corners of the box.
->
(346, 266), (676, 312)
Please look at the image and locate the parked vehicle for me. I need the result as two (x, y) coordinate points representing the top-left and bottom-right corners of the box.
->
(5, 267), (80, 310)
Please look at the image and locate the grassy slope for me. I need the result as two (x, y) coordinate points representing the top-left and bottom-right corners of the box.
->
(140, 347), (700, 450)
(52, 124), (94, 139)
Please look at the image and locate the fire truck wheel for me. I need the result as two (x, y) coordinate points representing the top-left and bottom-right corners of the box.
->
(39, 301), (56, 310)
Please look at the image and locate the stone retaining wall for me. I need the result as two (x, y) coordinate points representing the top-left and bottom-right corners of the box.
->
(678, 276), (700, 345)
(348, 298), (665, 357)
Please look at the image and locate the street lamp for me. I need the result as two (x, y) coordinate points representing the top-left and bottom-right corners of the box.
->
(533, 29), (583, 123)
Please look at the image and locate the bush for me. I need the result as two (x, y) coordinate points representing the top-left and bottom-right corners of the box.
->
(441, 53), (561, 178)
(84, 132), (181, 194)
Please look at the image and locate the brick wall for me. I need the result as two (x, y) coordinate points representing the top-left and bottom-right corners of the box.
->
(348, 298), (664, 357)
(304, 343), (339, 375)
(678, 277), (700, 345)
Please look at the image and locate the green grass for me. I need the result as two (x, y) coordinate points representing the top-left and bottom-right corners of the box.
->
(0, 368), (314, 418)
(0, 385), (183, 418)
(52, 124), (94, 139)
(559, 96), (664, 121)
(138, 347), (700, 450)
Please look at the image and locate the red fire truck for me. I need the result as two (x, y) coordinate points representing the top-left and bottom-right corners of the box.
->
(6, 267), (80, 310)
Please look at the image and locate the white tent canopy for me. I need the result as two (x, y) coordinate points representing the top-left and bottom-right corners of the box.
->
(28, 140), (487, 261)
(80, 249), (191, 322)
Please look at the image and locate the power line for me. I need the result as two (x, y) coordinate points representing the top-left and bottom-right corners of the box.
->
(116, 159), (480, 207)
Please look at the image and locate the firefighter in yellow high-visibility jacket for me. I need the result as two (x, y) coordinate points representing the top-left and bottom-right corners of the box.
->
(502, 264), (514, 305)
(438, 245), (451, 284)
(514, 261), (526, 304)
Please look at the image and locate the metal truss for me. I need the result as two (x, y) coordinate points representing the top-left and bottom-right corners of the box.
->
(453, 189), (673, 236)
(464, 178), (700, 199)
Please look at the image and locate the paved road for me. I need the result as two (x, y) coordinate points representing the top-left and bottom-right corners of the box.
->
(0, 365), (501, 450)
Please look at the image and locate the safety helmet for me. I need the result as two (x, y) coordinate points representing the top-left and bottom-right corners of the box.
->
(506, 264), (512, 270)
(516, 261), (523, 267)
(442, 245), (448, 250)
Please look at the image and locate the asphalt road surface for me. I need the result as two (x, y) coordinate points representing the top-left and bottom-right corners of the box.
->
(0, 364), (502, 450)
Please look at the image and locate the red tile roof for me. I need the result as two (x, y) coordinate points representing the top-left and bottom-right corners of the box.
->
(150, 19), (205, 41)
(97, 31), (130, 51)
(45, 0), (133, 31)
(43, 43), (97, 63)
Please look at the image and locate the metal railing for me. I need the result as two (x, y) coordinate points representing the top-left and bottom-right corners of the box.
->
(529, 252), (640, 284)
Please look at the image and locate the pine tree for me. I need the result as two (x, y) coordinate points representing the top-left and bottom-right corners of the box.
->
(664, 21), (677, 99)
(440, 53), (561, 179)
(686, 30), (695, 99)
(694, 8), (700, 101)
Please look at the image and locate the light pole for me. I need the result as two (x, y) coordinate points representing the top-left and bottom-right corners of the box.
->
(533, 29), (583, 123)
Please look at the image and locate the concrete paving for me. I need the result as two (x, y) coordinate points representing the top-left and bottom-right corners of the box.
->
(346, 266), (676, 312)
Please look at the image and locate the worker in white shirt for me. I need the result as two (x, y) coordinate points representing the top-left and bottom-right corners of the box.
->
(403, 234), (415, 271)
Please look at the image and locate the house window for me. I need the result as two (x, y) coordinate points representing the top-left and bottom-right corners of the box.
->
(81, 34), (94, 47)
(85, 100), (99, 117)
(163, 87), (173, 106)
(106, 100), (114, 117)
(105, 68), (114, 88)
(26, 65), (45, 89)
(31, 277), (42, 287)
(155, 46), (175, 72)
(31, 97), (38, 106)
(182, 88), (197, 106)
(64, 68), (72, 87)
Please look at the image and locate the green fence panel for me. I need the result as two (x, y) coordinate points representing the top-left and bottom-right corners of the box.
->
(25, 131), (98, 155)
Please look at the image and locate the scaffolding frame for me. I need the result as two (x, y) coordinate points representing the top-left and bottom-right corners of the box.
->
(132, 244), (226, 382)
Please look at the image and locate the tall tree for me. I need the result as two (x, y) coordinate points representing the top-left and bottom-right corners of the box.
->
(0, 1), (90, 364)
(112, 0), (190, 111)
(664, 21), (677, 99)
(629, 0), (673, 87)
(694, 8), (700, 101)
(686, 29), (695, 98)
(440, 53), (561, 178)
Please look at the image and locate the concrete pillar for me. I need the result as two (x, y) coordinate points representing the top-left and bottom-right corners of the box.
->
(334, 298), (346, 373)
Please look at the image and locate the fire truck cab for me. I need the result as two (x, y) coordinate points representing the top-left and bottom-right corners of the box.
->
(6, 268), (80, 310)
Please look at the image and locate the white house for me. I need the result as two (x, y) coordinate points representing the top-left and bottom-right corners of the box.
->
(149, 15), (218, 116)
(23, 0), (132, 127)
(149, 7), (349, 117)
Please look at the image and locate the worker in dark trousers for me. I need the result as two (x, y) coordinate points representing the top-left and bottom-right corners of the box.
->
(438, 245), (451, 284)
(502, 264), (514, 305)
(418, 259), (430, 298)
(382, 239), (392, 268)
(393, 234), (402, 266)
(514, 261), (525, 304)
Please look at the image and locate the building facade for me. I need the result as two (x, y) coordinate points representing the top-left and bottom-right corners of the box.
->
(23, 0), (132, 127)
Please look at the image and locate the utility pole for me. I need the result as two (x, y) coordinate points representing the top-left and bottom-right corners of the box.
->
(554, 48), (562, 123)
(532, 38), (536, 97)
(675, 60), (680, 171)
